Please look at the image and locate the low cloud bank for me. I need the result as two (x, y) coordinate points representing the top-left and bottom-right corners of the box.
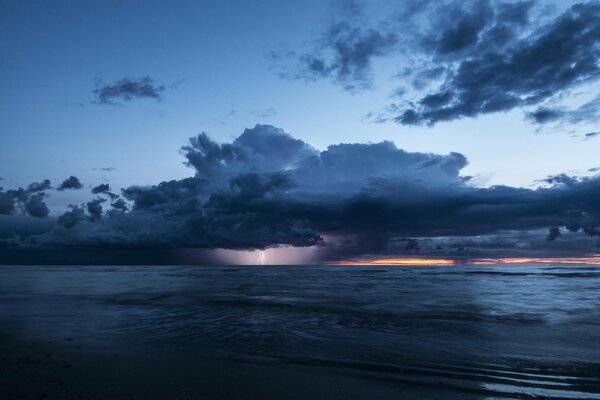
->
(1, 124), (599, 261)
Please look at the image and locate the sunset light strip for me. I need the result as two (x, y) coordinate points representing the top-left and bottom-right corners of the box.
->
(326, 258), (457, 266)
(327, 255), (600, 266)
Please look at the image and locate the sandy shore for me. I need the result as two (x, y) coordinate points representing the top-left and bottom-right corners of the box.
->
(0, 333), (474, 400)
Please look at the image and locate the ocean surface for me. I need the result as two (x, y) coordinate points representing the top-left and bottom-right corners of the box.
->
(1, 264), (600, 399)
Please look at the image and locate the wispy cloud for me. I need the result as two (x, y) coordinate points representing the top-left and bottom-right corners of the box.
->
(272, 2), (398, 92)
(92, 166), (117, 172)
(585, 131), (600, 139)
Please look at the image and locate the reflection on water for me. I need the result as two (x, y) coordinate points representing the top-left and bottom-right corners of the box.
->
(1, 264), (600, 398)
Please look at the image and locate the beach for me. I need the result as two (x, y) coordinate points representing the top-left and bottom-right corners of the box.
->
(1, 265), (599, 399)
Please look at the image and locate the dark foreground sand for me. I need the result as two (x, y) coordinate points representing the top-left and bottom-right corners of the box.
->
(0, 334), (475, 400)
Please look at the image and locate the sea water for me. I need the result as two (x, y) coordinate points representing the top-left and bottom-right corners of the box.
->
(1, 264), (599, 398)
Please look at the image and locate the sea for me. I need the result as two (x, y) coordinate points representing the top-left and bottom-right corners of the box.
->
(1, 264), (599, 399)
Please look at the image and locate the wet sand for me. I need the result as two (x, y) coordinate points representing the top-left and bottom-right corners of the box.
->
(0, 334), (474, 400)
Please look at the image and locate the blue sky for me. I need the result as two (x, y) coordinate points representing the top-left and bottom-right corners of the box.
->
(2, 0), (600, 263)
(1, 0), (598, 196)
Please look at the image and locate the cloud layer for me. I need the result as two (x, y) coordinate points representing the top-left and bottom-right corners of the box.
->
(400, 1), (600, 126)
(2, 124), (599, 262)
(278, 0), (600, 127)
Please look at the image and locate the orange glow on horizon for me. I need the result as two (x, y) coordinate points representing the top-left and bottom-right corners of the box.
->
(327, 255), (600, 266)
(326, 258), (456, 266)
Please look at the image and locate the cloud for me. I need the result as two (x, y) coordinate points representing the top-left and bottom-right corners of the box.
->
(5, 124), (598, 262)
(92, 166), (117, 172)
(398, 2), (600, 125)
(566, 94), (600, 124)
(278, 1), (600, 127)
(278, 20), (398, 91)
(540, 173), (580, 187)
(91, 183), (111, 194)
(527, 94), (600, 126)
(525, 107), (565, 124)
(87, 198), (106, 222)
(27, 179), (52, 193)
(93, 76), (165, 105)
(403, 239), (420, 251)
(423, 0), (496, 56)
(421, 0), (533, 57)
(111, 198), (128, 211)
(24, 193), (50, 218)
(57, 176), (83, 191)
(0, 215), (56, 250)
(0, 191), (15, 215)
(0, 180), (51, 218)
(58, 206), (86, 228)
(91, 183), (118, 199)
(586, 131), (600, 139)
(546, 226), (561, 242)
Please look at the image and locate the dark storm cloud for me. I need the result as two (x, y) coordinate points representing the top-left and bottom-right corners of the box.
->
(87, 198), (106, 222)
(398, 2), (600, 125)
(0, 215), (56, 252)
(24, 194), (50, 218)
(58, 206), (87, 229)
(57, 176), (83, 191)
(279, 1), (600, 126)
(7, 124), (597, 261)
(547, 226), (561, 241)
(423, 0), (496, 56)
(91, 183), (118, 199)
(420, 0), (534, 57)
(541, 173), (584, 187)
(0, 191), (15, 215)
(111, 198), (128, 211)
(93, 76), (165, 105)
(27, 179), (52, 193)
(91, 184), (110, 194)
(0, 180), (51, 218)
(403, 239), (420, 251)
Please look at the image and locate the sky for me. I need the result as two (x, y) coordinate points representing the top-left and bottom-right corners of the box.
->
(1, 0), (600, 264)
